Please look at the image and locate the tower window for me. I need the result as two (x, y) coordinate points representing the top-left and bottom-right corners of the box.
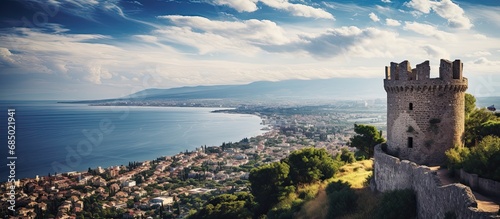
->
(409, 103), (413, 110)
(408, 137), (413, 148)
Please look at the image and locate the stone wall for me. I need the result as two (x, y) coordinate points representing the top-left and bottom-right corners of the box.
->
(373, 144), (499, 219)
(384, 59), (467, 165)
(460, 169), (500, 198)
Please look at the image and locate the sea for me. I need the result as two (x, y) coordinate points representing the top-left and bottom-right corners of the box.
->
(0, 101), (267, 180)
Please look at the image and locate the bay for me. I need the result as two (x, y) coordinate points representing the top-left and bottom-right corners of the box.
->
(0, 101), (266, 179)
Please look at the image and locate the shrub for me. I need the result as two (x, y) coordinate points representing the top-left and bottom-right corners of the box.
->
(446, 136), (500, 181)
(375, 189), (416, 219)
(326, 181), (358, 218)
(340, 148), (356, 164)
(445, 146), (470, 171)
(462, 136), (500, 181)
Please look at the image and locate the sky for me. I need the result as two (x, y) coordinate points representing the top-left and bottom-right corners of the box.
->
(0, 0), (499, 100)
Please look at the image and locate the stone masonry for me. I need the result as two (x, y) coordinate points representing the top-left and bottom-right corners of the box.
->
(373, 144), (498, 219)
(384, 59), (468, 165)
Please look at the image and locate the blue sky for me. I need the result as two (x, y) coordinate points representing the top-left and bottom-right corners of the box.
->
(0, 0), (499, 100)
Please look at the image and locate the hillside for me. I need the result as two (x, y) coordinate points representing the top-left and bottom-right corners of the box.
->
(296, 159), (378, 219)
(64, 78), (385, 104)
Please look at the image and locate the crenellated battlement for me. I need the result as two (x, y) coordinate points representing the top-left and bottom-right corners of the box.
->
(384, 59), (468, 94)
(385, 59), (465, 82)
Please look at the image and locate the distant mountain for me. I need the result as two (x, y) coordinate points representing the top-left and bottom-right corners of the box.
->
(64, 78), (500, 107)
(127, 78), (385, 100)
(64, 78), (386, 104)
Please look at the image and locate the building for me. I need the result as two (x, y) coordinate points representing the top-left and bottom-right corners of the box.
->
(149, 196), (174, 207)
(122, 180), (136, 187)
(383, 59), (467, 165)
(373, 60), (500, 218)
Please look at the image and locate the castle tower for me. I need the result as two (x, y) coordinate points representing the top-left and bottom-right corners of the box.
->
(384, 59), (468, 165)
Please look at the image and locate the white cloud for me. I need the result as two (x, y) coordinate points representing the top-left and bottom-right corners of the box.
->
(466, 51), (491, 58)
(473, 57), (500, 65)
(369, 12), (380, 22)
(375, 5), (391, 12)
(157, 15), (294, 54)
(0, 19), (408, 93)
(131, 1), (143, 6)
(404, 0), (472, 29)
(259, 0), (334, 19)
(421, 45), (449, 58)
(213, 0), (258, 12)
(404, 0), (431, 13)
(211, 0), (334, 19)
(156, 16), (408, 59)
(473, 34), (487, 40)
(0, 47), (16, 66)
(386, 18), (401, 26)
(403, 21), (454, 40)
(26, 0), (118, 21)
(381, 0), (391, 3)
(0, 27), (125, 84)
(430, 0), (472, 29)
(297, 26), (401, 59)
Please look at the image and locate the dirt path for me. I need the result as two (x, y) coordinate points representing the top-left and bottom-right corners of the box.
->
(430, 166), (500, 213)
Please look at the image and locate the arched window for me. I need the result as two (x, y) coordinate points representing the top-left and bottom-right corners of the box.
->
(409, 103), (413, 110)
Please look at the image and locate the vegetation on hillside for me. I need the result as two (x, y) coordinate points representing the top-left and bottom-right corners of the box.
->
(185, 121), (389, 219)
(251, 147), (345, 218)
(374, 189), (417, 219)
(446, 93), (500, 181)
(463, 93), (500, 147)
(325, 181), (358, 218)
(188, 192), (255, 219)
(189, 147), (356, 219)
(446, 136), (500, 181)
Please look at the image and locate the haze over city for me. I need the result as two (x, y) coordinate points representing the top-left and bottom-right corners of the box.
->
(1, 0), (500, 100)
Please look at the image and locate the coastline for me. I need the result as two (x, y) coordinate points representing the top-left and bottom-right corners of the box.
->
(0, 102), (269, 181)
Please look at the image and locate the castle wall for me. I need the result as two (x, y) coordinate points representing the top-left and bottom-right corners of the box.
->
(460, 169), (500, 198)
(374, 145), (498, 219)
(384, 59), (467, 165)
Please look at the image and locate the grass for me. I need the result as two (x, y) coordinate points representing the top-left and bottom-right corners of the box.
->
(296, 159), (377, 219)
(330, 159), (373, 188)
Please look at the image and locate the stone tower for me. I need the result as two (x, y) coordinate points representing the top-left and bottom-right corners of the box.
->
(384, 59), (468, 165)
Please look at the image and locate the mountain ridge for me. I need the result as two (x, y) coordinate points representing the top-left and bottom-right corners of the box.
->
(126, 78), (385, 100)
(63, 78), (387, 104)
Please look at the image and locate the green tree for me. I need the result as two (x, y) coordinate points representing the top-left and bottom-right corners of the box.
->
(465, 93), (476, 117)
(189, 193), (254, 219)
(462, 136), (500, 181)
(285, 147), (340, 185)
(349, 124), (385, 158)
(249, 162), (290, 215)
(479, 120), (500, 139)
(464, 108), (497, 147)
